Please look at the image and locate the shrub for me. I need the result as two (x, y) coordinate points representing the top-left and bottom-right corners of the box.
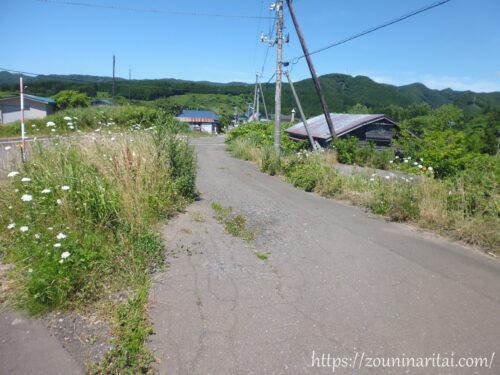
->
(53, 90), (91, 109)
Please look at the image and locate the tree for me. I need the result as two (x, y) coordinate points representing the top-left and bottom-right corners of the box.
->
(53, 90), (91, 110)
(348, 103), (370, 114)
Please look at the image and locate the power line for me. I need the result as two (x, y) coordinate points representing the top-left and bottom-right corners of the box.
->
(36, 0), (274, 20)
(291, 0), (451, 64)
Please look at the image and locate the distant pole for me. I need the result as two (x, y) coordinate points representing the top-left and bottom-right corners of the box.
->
(274, 0), (284, 153)
(284, 70), (318, 150)
(256, 77), (260, 121)
(128, 68), (131, 101)
(252, 73), (258, 120)
(258, 78), (269, 120)
(19, 77), (26, 162)
(112, 55), (116, 99)
(286, 0), (336, 138)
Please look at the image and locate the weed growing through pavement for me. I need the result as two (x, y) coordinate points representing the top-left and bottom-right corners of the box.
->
(211, 202), (255, 243)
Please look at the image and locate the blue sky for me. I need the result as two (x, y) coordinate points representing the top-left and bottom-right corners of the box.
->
(1, 0), (499, 92)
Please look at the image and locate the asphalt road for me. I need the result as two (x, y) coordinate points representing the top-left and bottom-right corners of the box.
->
(149, 136), (500, 375)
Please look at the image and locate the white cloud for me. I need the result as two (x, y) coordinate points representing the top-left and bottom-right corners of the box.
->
(419, 75), (500, 93)
(362, 71), (500, 93)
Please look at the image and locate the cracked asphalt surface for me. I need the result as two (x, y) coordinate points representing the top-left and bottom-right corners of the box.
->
(149, 136), (500, 375)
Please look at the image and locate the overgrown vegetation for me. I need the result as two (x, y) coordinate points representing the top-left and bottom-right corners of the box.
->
(0, 112), (197, 372)
(0, 105), (185, 139)
(225, 118), (499, 253)
(211, 202), (255, 242)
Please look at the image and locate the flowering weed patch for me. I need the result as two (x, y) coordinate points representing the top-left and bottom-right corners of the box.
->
(0, 114), (196, 371)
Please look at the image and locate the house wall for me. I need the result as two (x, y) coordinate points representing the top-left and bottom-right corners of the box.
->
(0, 97), (52, 124)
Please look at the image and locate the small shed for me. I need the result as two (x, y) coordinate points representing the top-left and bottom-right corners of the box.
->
(286, 113), (398, 147)
(0, 94), (56, 125)
(176, 110), (220, 134)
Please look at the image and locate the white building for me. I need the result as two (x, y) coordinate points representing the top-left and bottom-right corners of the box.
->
(0, 94), (56, 124)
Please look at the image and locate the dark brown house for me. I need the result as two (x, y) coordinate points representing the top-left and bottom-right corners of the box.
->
(286, 113), (398, 147)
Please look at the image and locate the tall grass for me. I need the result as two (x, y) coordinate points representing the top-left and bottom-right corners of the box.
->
(0, 114), (197, 371)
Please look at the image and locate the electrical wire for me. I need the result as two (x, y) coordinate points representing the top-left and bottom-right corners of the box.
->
(290, 0), (451, 64)
(36, 0), (274, 20)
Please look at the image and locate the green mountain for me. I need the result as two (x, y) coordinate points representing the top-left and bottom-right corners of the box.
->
(1, 71), (498, 115)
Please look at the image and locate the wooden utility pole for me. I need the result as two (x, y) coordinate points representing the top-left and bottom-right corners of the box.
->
(286, 0), (336, 138)
(274, 0), (284, 153)
(112, 55), (116, 99)
(258, 78), (269, 120)
(284, 70), (318, 150)
(252, 73), (258, 119)
(128, 68), (131, 101)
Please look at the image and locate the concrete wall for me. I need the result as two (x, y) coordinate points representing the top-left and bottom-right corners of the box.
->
(0, 97), (53, 124)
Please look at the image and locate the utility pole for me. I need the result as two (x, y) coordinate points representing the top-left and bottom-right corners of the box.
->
(112, 55), (116, 99)
(253, 73), (258, 120)
(274, 0), (284, 153)
(256, 80), (260, 121)
(19, 77), (26, 162)
(286, 0), (336, 138)
(258, 78), (269, 120)
(284, 69), (318, 150)
(128, 68), (131, 101)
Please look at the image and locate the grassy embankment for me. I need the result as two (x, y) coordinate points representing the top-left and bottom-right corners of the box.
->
(226, 122), (499, 253)
(0, 111), (197, 373)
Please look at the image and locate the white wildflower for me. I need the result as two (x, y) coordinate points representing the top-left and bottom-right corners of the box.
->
(7, 171), (19, 177)
(59, 259), (64, 264)
(385, 175), (390, 180)
(48, 227), (54, 231)
(51, 129), (56, 132)
(28, 268), (33, 273)
(56, 232), (67, 240)
(428, 166), (433, 171)
(41, 188), (51, 194)
(67, 122), (73, 126)
(369, 177), (375, 181)
(61, 251), (70, 259)
(413, 162), (418, 166)
(418, 164), (423, 169)
(7, 223), (15, 230)
(21, 177), (31, 182)
(61, 185), (70, 191)
(20, 226), (29, 232)
(54, 243), (61, 248)
(35, 233), (41, 239)
(46, 121), (55, 127)
(389, 160), (394, 164)
(56, 199), (63, 205)
(63, 116), (72, 121)
(21, 194), (33, 202)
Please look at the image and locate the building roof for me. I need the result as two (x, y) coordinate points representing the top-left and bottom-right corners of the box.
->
(286, 113), (397, 141)
(24, 94), (56, 105)
(0, 94), (56, 105)
(177, 110), (219, 121)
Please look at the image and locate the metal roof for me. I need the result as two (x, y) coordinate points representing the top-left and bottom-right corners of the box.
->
(0, 94), (56, 105)
(177, 110), (219, 121)
(24, 94), (56, 104)
(286, 113), (397, 141)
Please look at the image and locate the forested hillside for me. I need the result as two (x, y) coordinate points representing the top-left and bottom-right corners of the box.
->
(1, 71), (499, 116)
